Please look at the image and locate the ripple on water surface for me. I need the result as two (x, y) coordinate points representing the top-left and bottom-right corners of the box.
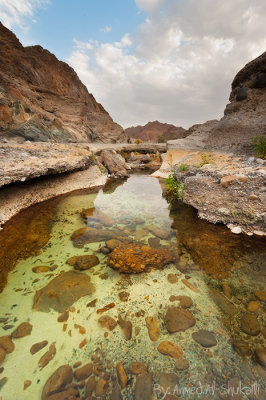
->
(0, 174), (265, 399)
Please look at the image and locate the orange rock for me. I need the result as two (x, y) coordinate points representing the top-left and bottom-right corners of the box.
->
(12, 322), (32, 338)
(145, 316), (160, 341)
(116, 362), (127, 388)
(181, 279), (199, 293)
(157, 341), (183, 359)
(38, 342), (56, 369)
(0, 336), (15, 353)
(24, 380), (31, 390)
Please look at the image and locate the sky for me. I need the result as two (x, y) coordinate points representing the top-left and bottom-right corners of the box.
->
(0, 0), (265, 129)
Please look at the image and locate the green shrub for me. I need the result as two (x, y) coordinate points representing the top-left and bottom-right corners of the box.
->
(166, 173), (185, 201)
(179, 164), (187, 172)
(252, 136), (266, 159)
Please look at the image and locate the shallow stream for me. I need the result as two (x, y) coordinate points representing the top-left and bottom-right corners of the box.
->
(0, 174), (265, 399)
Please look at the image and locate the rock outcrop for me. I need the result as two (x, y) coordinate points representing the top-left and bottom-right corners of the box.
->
(0, 22), (126, 143)
(126, 121), (187, 143)
(168, 51), (266, 154)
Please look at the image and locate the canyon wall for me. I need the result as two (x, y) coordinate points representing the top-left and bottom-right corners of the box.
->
(0, 22), (127, 143)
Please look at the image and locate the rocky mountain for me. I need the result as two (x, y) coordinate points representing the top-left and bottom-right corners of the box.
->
(168, 51), (266, 153)
(125, 121), (186, 142)
(0, 22), (127, 143)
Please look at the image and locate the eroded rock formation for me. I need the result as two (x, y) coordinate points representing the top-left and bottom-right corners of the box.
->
(126, 120), (187, 142)
(0, 22), (126, 143)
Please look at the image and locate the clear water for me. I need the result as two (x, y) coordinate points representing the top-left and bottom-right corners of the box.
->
(0, 174), (265, 399)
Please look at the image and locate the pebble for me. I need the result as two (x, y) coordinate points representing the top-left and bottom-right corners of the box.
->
(240, 312), (261, 336)
(254, 348), (266, 368)
(247, 301), (260, 312)
(95, 378), (108, 396)
(57, 311), (69, 322)
(117, 314), (132, 340)
(38, 342), (56, 369)
(24, 380), (31, 390)
(169, 295), (193, 308)
(167, 273), (178, 283)
(164, 307), (196, 333)
(74, 363), (93, 381)
(192, 330), (217, 347)
(30, 340), (48, 355)
(0, 336), (15, 353)
(159, 372), (179, 395)
(175, 358), (190, 371)
(86, 375), (96, 396)
(157, 341), (183, 359)
(98, 315), (117, 331)
(0, 348), (6, 366)
(12, 322), (32, 338)
(134, 373), (153, 400)
(129, 362), (147, 375)
(116, 362), (127, 388)
(145, 316), (160, 341)
(254, 290), (266, 301)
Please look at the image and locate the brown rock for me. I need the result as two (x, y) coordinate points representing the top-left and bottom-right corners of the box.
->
(0, 336), (14, 353)
(66, 255), (100, 270)
(135, 229), (148, 240)
(74, 363), (93, 381)
(0, 347), (6, 366)
(134, 373), (153, 400)
(169, 295), (193, 308)
(232, 341), (252, 357)
(145, 316), (160, 341)
(254, 348), (266, 368)
(38, 342), (56, 369)
(118, 314), (132, 340)
(44, 388), (79, 400)
(98, 315), (117, 331)
(175, 358), (190, 371)
(118, 291), (130, 302)
(86, 375), (96, 396)
(95, 378), (108, 396)
(158, 341), (183, 359)
(57, 311), (69, 323)
(210, 290), (237, 316)
(164, 307), (196, 333)
(30, 340), (48, 355)
(110, 384), (123, 400)
(106, 239), (122, 250)
(116, 362), (127, 388)
(12, 322), (32, 338)
(129, 362), (147, 375)
(24, 380), (32, 390)
(145, 225), (171, 239)
(240, 312), (261, 336)
(254, 290), (266, 302)
(181, 278), (199, 293)
(33, 271), (95, 313)
(42, 365), (73, 400)
(167, 273), (178, 283)
(87, 299), (97, 308)
(71, 226), (126, 247)
(108, 243), (174, 273)
(159, 373), (179, 396)
(222, 282), (232, 299)
(221, 175), (247, 188)
(32, 266), (51, 273)
(247, 301), (260, 312)
(81, 208), (114, 226)
(192, 330), (217, 347)
(148, 237), (160, 248)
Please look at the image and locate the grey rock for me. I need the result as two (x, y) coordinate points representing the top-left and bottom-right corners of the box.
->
(192, 329), (217, 347)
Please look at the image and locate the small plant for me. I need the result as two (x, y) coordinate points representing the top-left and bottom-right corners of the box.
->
(166, 173), (185, 201)
(252, 135), (266, 159)
(179, 163), (187, 172)
(199, 153), (212, 167)
(134, 139), (143, 144)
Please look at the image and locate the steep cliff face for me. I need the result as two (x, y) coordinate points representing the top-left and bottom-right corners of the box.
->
(125, 121), (186, 142)
(0, 22), (126, 143)
(169, 51), (266, 153)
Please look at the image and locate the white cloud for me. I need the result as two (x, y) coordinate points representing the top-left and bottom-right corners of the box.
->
(68, 1), (266, 129)
(100, 25), (112, 33)
(0, 0), (49, 29)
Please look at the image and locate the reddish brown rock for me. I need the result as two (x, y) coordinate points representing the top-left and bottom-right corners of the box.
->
(145, 316), (160, 341)
(86, 375), (96, 396)
(117, 314), (132, 340)
(32, 266), (51, 273)
(240, 312), (261, 336)
(33, 271), (95, 313)
(95, 378), (108, 396)
(169, 295), (193, 308)
(12, 322), (32, 338)
(24, 380), (32, 390)
(30, 340), (48, 355)
(74, 363), (93, 381)
(38, 342), (56, 369)
(57, 311), (69, 323)
(129, 362), (147, 375)
(41, 365), (73, 400)
(116, 362), (127, 389)
(0, 336), (14, 353)
(157, 341), (183, 359)
(98, 315), (117, 331)
(0, 22), (126, 144)
(108, 243), (174, 273)
(164, 307), (196, 333)
(0, 347), (6, 366)
(66, 255), (100, 270)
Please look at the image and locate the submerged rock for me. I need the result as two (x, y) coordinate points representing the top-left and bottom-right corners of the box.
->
(174, 358), (190, 371)
(71, 226), (126, 247)
(192, 330), (217, 347)
(164, 307), (196, 333)
(134, 373), (153, 400)
(240, 312), (261, 336)
(117, 314), (132, 340)
(38, 342), (56, 369)
(33, 271), (95, 313)
(108, 243), (174, 273)
(157, 341), (183, 359)
(0, 336), (15, 353)
(41, 365), (73, 400)
(30, 340), (48, 355)
(98, 315), (117, 331)
(74, 363), (93, 381)
(210, 290), (237, 316)
(254, 347), (266, 368)
(116, 362), (127, 388)
(145, 316), (160, 341)
(12, 322), (32, 338)
(66, 254), (100, 270)
(80, 207), (114, 226)
(169, 295), (193, 308)
(129, 362), (148, 375)
(159, 373), (179, 396)
(145, 224), (171, 239)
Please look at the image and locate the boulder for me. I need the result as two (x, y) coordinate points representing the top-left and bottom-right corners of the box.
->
(66, 255), (100, 270)
(101, 150), (129, 177)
